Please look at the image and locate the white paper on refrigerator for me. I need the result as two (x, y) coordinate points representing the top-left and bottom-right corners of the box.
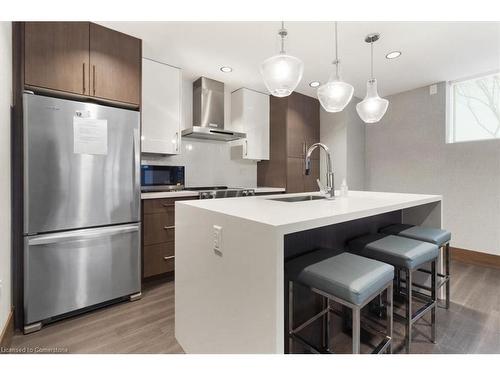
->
(73, 117), (108, 155)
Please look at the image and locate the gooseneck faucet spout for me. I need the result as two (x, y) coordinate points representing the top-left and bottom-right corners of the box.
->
(305, 143), (335, 199)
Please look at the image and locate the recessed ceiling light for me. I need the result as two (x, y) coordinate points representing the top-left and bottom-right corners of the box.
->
(309, 81), (320, 87)
(386, 51), (402, 59)
(220, 66), (233, 73)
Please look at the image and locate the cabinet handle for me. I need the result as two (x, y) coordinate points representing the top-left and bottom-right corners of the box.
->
(175, 132), (179, 152)
(163, 255), (175, 261)
(82, 63), (86, 94)
(163, 225), (175, 230)
(92, 65), (96, 95)
(161, 203), (175, 207)
(244, 139), (248, 157)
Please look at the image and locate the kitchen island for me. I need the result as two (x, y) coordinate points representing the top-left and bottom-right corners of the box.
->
(175, 190), (442, 353)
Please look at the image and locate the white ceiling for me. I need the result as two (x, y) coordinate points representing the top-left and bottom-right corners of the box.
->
(100, 21), (500, 98)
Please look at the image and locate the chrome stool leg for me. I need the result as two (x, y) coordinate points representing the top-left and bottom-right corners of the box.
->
(431, 260), (437, 343)
(405, 268), (412, 354)
(288, 280), (294, 354)
(352, 306), (361, 354)
(386, 283), (393, 354)
(445, 243), (450, 309)
(395, 268), (401, 296)
(325, 298), (331, 352)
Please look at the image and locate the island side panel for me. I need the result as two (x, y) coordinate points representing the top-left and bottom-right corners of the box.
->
(402, 200), (442, 229)
(175, 202), (284, 354)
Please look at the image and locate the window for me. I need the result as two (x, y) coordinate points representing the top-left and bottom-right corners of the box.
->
(448, 72), (500, 143)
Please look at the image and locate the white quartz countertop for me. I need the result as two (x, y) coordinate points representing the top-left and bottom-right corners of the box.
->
(141, 186), (285, 199)
(177, 190), (442, 233)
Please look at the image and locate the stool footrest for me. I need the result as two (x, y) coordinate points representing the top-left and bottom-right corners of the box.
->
(291, 308), (329, 335)
(393, 300), (436, 324)
(412, 300), (436, 323)
(372, 336), (392, 354)
(417, 268), (449, 280)
(289, 333), (325, 354)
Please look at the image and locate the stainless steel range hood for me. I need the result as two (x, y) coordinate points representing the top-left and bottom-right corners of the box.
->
(181, 77), (246, 141)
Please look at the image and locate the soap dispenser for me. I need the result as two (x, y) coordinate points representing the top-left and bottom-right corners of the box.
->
(340, 178), (349, 197)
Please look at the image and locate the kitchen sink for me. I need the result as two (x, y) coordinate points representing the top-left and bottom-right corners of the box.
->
(268, 195), (326, 203)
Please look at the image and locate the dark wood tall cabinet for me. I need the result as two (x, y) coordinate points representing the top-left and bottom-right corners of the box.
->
(11, 21), (142, 330)
(257, 92), (320, 193)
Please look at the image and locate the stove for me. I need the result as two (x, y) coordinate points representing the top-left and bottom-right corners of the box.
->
(187, 186), (255, 199)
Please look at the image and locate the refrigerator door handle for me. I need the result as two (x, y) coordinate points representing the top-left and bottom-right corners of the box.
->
(27, 224), (140, 246)
(133, 128), (140, 192)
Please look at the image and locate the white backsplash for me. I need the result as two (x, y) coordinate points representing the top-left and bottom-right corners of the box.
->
(141, 138), (257, 188)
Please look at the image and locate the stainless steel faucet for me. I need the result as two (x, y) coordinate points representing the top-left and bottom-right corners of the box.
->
(305, 143), (335, 199)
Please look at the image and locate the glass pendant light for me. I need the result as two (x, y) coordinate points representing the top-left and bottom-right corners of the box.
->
(260, 21), (304, 97)
(317, 22), (354, 112)
(356, 33), (389, 123)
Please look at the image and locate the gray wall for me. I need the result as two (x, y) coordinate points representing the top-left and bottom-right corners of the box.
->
(0, 22), (12, 335)
(365, 82), (500, 255)
(320, 98), (365, 190)
(142, 77), (257, 188)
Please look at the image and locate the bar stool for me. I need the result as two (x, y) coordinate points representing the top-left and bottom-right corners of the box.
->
(347, 234), (439, 353)
(286, 249), (394, 354)
(380, 224), (451, 308)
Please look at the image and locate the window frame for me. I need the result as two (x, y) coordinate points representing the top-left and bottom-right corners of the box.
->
(446, 70), (500, 144)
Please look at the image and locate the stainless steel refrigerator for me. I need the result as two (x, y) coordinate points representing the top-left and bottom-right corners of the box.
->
(23, 93), (141, 332)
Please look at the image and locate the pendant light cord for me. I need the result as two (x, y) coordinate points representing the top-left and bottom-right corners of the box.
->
(280, 21), (286, 54)
(334, 22), (339, 78)
(370, 40), (374, 80)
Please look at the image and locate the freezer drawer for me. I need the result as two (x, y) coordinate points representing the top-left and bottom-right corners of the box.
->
(24, 224), (141, 325)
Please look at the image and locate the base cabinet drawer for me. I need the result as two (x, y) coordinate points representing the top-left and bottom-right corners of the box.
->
(143, 199), (176, 215)
(143, 242), (175, 278)
(143, 213), (174, 245)
(141, 196), (198, 279)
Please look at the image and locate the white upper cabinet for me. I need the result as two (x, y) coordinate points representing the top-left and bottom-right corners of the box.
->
(141, 58), (181, 154)
(231, 88), (270, 161)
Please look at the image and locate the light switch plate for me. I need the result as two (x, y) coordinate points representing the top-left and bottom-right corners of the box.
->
(213, 225), (222, 252)
(429, 84), (437, 95)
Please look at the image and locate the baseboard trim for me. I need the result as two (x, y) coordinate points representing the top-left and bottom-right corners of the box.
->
(0, 308), (14, 350)
(451, 247), (500, 269)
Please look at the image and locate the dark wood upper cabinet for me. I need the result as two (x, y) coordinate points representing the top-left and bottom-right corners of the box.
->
(257, 92), (320, 193)
(89, 24), (141, 106)
(25, 22), (90, 96)
(286, 93), (320, 160)
(23, 22), (141, 107)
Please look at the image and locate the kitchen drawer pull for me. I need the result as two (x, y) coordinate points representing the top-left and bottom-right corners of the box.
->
(163, 255), (175, 261)
(92, 65), (96, 95)
(163, 225), (175, 230)
(83, 63), (86, 94)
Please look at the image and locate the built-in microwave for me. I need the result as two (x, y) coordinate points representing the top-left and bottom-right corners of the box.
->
(141, 165), (185, 192)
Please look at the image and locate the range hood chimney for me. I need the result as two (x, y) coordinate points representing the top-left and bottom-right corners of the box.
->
(182, 77), (246, 141)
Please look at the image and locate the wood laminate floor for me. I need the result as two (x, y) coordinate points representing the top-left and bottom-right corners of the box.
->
(9, 260), (500, 354)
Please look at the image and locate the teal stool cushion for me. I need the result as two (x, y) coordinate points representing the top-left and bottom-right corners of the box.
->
(286, 249), (394, 306)
(347, 233), (439, 270)
(380, 224), (451, 246)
